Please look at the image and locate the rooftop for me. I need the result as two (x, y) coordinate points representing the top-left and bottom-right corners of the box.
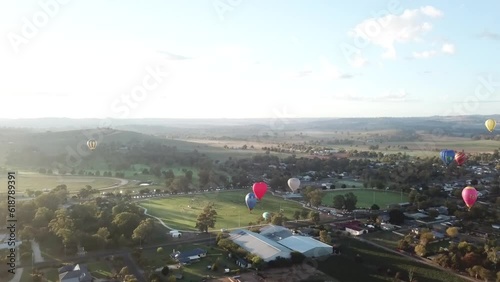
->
(229, 229), (291, 261)
(277, 236), (332, 253)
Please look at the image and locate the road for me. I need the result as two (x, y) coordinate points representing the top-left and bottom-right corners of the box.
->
(355, 237), (479, 282)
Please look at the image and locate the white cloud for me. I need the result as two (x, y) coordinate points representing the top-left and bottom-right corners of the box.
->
(412, 50), (438, 59)
(441, 43), (455, 54)
(348, 6), (443, 59)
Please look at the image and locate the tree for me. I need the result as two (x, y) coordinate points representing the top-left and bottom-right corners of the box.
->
(446, 227), (459, 238)
(370, 204), (380, 210)
(293, 211), (300, 221)
(185, 170), (193, 182)
(112, 212), (142, 238)
(132, 218), (155, 244)
(344, 192), (357, 211)
(332, 195), (345, 209)
(319, 230), (331, 244)
(198, 170), (210, 187)
(251, 256), (264, 270)
(309, 211), (320, 224)
(271, 213), (286, 226)
(414, 244), (426, 257)
(161, 266), (170, 276)
(195, 203), (217, 232)
(388, 209), (405, 225)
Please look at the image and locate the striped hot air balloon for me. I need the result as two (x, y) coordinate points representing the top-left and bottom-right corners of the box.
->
(454, 151), (467, 166)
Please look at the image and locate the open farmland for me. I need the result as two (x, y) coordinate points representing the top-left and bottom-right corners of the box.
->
(0, 172), (123, 192)
(139, 191), (305, 231)
(322, 189), (408, 209)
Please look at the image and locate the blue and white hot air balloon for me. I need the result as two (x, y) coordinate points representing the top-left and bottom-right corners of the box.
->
(440, 149), (455, 166)
(245, 192), (257, 211)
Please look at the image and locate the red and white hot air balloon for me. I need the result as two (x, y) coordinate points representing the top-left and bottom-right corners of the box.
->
(454, 151), (467, 166)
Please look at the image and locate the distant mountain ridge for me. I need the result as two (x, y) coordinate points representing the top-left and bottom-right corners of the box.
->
(0, 115), (498, 134)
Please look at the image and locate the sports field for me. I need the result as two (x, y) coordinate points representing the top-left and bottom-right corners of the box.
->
(139, 190), (305, 231)
(0, 173), (122, 192)
(322, 189), (407, 209)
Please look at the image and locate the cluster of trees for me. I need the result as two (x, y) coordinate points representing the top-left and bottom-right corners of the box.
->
(398, 231), (500, 281)
(332, 192), (358, 210)
(0, 185), (154, 255)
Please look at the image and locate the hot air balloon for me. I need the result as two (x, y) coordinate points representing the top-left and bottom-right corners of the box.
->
(245, 192), (257, 211)
(454, 151), (467, 166)
(262, 212), (271, 220)
(252, 182), (268, 200)
(87, 139), (97, 151)
(485, 119), (496, 132)
(462, 186), (478, 209)
(440, 149), (455, 166)
(287, 178), (300, 192)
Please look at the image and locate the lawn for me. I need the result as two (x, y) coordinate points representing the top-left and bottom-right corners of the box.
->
(87, 261), (114, 279)
(362, 231), (404, 249)
(139, 191), (305, 231)
(322, 189), (408, 209)
(0, 173), (119, 192)
(142, 243), (242, 281)
(319, 237), (468, 282)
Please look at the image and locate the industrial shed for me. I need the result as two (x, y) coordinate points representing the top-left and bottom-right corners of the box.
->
(277, 236), (333, 258)
(229, 229), (291, 262)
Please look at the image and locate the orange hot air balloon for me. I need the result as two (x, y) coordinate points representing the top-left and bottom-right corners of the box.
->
(462, 186), (478, 209)
(454, 151), (467, 166)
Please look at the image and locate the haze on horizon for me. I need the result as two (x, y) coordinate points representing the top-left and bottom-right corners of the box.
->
(1, 1), (499, 119)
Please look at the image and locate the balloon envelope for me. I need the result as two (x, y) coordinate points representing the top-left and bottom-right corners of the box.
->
(454, 152), (467, 166)
(462, 186), (478, 208)
(245, 192), (257, 211)
(87, 139), (97, 151)
(440, 150), (455, 166)
(262, 212), (271, 220)
(485, 119), (496, 132)
(252, 182), (268, 200)
(287, 178), (300, 192)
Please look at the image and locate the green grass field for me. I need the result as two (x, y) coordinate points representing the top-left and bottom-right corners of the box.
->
(319, 237), (468, 282)
(139, 191), (305, 231)
(322, 189), (407, 209)
(0, 173), (120, 192)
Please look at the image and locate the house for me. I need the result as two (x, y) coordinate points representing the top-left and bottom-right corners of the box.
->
(235, 257), (252, 268)
(302, 176), (312, 181)
(277, 236), (333, 257)
(58, 264), (92, 282)
(173, 248), (207, 264)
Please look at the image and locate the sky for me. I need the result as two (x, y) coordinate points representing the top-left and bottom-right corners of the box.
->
(0, 0), (499, 119)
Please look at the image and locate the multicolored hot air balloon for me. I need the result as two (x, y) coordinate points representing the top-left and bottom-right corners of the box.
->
(485, 119), (496, 132)
(87, 139), (97, 151)
(462, 186), (478, 209)
(245, 192), (257, 211)
(262, 212), (271, 220)
(287, 178), (300, 192)
(252, 182), (268, 200)
(454, 151), (467, 166)
(440, 149), (455, 166)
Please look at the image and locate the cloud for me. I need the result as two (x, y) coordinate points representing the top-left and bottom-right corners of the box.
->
(285, 57), (353, 81)
(441, 43), (455, 54)
(478, 30), (500, 40)
(348, 6), (443, 59)
(157, 51), (191, 60)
